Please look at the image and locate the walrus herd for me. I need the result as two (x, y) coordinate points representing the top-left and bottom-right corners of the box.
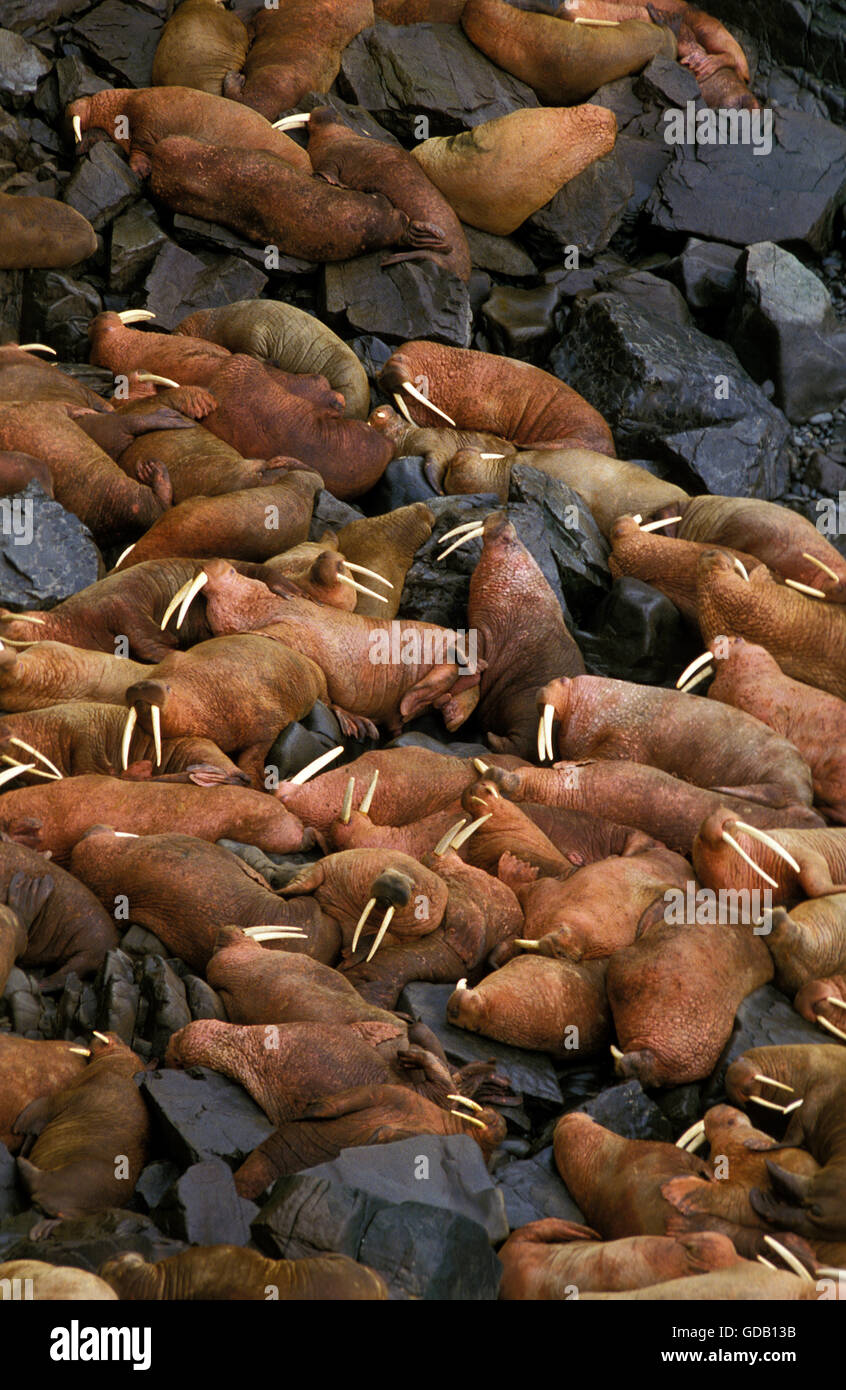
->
(0, 0), (844, 1307)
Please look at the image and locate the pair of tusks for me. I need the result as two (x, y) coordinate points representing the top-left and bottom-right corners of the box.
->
(757, 1236), (814, 1282)
(121, 705), (162, 771)
(676, 649), (716, 694)
(431, 811), (493, 857)
(242, 924), (308, 943)
(746, 1072), (802, 1116)
(813, 996), (846, 1042)
(4, 737), (62, 779)
(446, 1093), (487, 1130)
(537, 704), (555, 762)
(437, 516), (488, 562)
(719, 820), (800, 892)
(675, 1119), (707, 1153)
(0, 760), (36, 790)
(351, 898), (394, 963)
(391, 380), (455, 429)
(18, 343), (56, 355)
(339, 770), (379, 824)
(159, 559), (394, 633)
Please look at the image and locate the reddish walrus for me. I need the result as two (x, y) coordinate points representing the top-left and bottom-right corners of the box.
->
(0, 193), (96, 269)
(693, 809), (846, 905)
(0, 842), (118, 991)
(446, 954), (611, 1059)
(14, 1033), (149, 1222)
(0, 1037), (90, 1154)
(379, 341), (616, 454)
(461, 0), (676, 103)
(152, 0), (250, 96)
(99, 1246), (388, 1300)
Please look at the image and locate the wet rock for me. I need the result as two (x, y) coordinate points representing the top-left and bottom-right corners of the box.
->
(109, 200), (167, 294)
(278, 91), (401, 145)
(53, 53), (111, 109)
(0, 1211), (185, 1273)
(71, 0), (163, 89)
(339, 21), (538, 140)
(93, 949), (139, 1045)
(183, 975), (227, 1023)
(63, 140), (140, 232)
(0, 480), (100, 611)
(508, 464), (609, 613)
(347, 333), (393, 385)
(139, 957), (190, 1060)
(0, 28), (50, 108)
(703, 984), (829, 1102)
(464, 227), (536, 279)
(0, 1144), (22, 1221)
(662, 237), (742, 315)
(521, 147), (633, 263)
(655, 1084), (704, 1137)
(400, 495), (497, 629)
(252, 1171), (502, 1300)
(152, 1159), (256, 1246)
(121, 924), (170, 959)
(646, 108), (846, 254)
(172, 214), (278, 274)
(265, 708), (349, 787)
(596, 267), (693, 328)
(552, 293), (791, 498)
(493, 1145), (586, 1231)
(217, 842), (294, 891)
(364, 457), (440, 514)
(708, 0), (846, 120)
(4, 0), (92, 29)
(399, 982), (563, 1107)
(139, 1067), (274, 1169)
(728, 241), (846, 424)
(323, 256), (471, 348)
(578, 576), (692, 685)
(309, 488), (362, 537)
(575, 1079), (673, 1142)
(481, 284), (563, 362)
(143, 241), (268, 331)
(21, 270), (103, 361)
(133, 1160), (179, 1215)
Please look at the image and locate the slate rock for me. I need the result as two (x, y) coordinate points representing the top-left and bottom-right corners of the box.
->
(508, 464), (609, 613)
(0, 1208), (186, 1270)
(662, 236), (742, 315)
(654, 1084), (705, 1138)
(481, 284), (564, 362)
(140, 956), (190, 1059)
(0, 270), (23, 344)
(464, 227), (536, 279)
(520, 147), (634, 263)
(577, 576), (692, 686)
(183, 974), (227, 1022)
(93, 948), (139, 1045)
(635, 53), (701, 109)
(109, 200), (167, 294)
(53, 53), (111, 109)
(133, 1159), (179, 1215)
(0, 480), (100, 610)
(139, 1066), (274, 1169)
(120, 924), (170, 959)
(0, 28), (50, 107)
(0, 1143), (22, 1221)
(614, 130), (674, 215)
(308, 487), (362, 536)
(22, 271), (103, 361)
(152, 1159), (256, 1247)
(143, 241), (268, 330)
(575, 1079), (673, 1142)
(702, 984), (830, 1102)
(398, 982), (563, 1107)
(72, 0), (163, 88)
(363, 456), (440, 514)
(707, 0), (846, 108)
(493, 1144), (586, 1232)
(265, 709), (350, 788)
(172, 214), (280, 273)
(323, 256), (472, 348)
(596, 267), (694, 329)
(4, 0), (92, 29)
(63, 140), (140, 231)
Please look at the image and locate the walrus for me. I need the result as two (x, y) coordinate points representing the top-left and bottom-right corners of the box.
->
(446, 953), (610, 1058)
(0, 1260), (117, 1300)
(461, 0), (677, 104)
(0, 451), (54, 498)
(0, 842), (118, 991)
(0, 193), (97, 270)
(334, 502), (434, 619)
(608, 516), (765, 625)
(374, 0), (466, 17)
(411, 105), (618, 236)
(693, 808), (846, 905)
(0, 1037), (90, 1154)
(152, 0), (250, 95)
(648, 4), (758, 109)
(98, 1247), (388, 1300)
(0, 345), (110, 412)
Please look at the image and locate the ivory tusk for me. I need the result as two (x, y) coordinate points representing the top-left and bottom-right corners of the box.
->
(752, 1074), (793, 1093)
(359, 769), (379, 816)
(18, 343), (56, 355)
(393, 392), (415, 425)
(729, 821), (801, 874)
(116, 309), (156, 323)
(763, 1236), (813, 1281)
(433, 818), (467, 856)
(639, 515), (683, 532)
(272, 113), (311, 130)
(785, 579), (827, 599)
(176, 571), (209, 629)
(113, 543), (135, 570)
(802, 552), (840, 583)
(721, 830), (779, 890)
(676, 651), (713, 690)
(134, 372), (180, 388)
(151, 705), (162, 769)
(72, 115), (82, 142)
(400, 380), (455, 426)
(340, 777), (355, 825)
(543, 703), (555, 763)
(351, 897), (376, 953)
(451, 1110), (487, 1129)
(289, 745), (344, 785)
(446, 1094), (484, 1113)
(449, 812), (492, 850)
(365, 904), (395, 962)
(120, 706), (137, 771)
(675, 1119), (706, 1150)
(8, 737), (62, 780)
(437, 525), (485, 561)
(340, 562), (393, 589)
(336, 572), (388, 603)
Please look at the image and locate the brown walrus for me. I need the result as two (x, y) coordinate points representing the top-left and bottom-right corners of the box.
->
(0, 193), (97, 270)
(152, 0), (250, 95)
(99, 1246), (388, 1300)
(0, 1036), (90, 1154)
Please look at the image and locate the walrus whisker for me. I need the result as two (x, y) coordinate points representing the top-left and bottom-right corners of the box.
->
(72, 115), (82, 142)
(0, 756), (53, 779)
(8, 737), (63, 780)
(17, 343), (57, 355)
(272, 113), (311, 130)
(67, 1046), (91, 1056)
(437, 525), (485, 560)
(359, 769), (379, 816)
(113, 543), (135, 570)
(752, 1074), (794, 1093)
(392, 392), (415, 425)
(116, 309), (156, 324)
(135, 372), (180, 389)
(729, 822), (801, 873)
(288, 744), (344, 785)
(446, 1094), (484, 1113)
(0, 761), (35, 788)
(400, 380), (456, 426)
(340, 562), (393, 588)
(784, 578), (827, 599)
(513, 939), (541, 951)
(433, 818), (467, 856)
(802, 553), (840, 583)
(825, 997), (846, 1011)
(120, 706), (137, 771)
(336, 572), (388, 603)
(449, 812), (493, 849)
(676, 651), (713, 689)
(639, 515), (683, 532)
(351, 897), (376, 953)
(439, 519), (487, 544)
(815, 1016), (846, 1042)
(733, 558), (750, 581)
(763, 1236), (813, 1281)
(675, 1119), (706, 1149)
(720, 831), (779, 889)
(365, 904), (395, 962)
(151, 705), (162, 769)
(176, 571), (209, 629)
(450, 1110), (487, 1129)
(341, 777), (355, 825)
(543, 703), (555, 762)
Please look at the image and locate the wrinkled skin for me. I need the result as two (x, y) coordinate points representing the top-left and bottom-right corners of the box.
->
(152, 0), (250, 95)
(335, 502), (435, 620)
(461, 0), (676, 104)
(0, 1036), (89, 1153)
(498, 1220), (741, 1299)
(233, 1084), (505, 1196)
(0, 642), (150, 711)
(380, 342), (616, 453)
(0, 774), (311, 864)
(368, 405), (515, 491)
(223, 0), (374, 121)
(447, 953), (610, 1058)
(578, 1265), (823, 1300)
(608, 516), (764, 625)
(0, 193), (97, 270)
(0, 843), (117, 992)
(411, 105), (617, 236)
(766, 895), (846, 998)
(374, 0), (465, 17)
(794, 970), (846, 1040)
(0, 1260), (117, 1300)
(0, 346), (109, 412)
(0, 450), (53, 497)
(176, 300), (370, 419)
(539, 673), (814, 810)
(70, 830), (333, 972)
(706, 636), (846, 824)
(13, 1033), (149, 1221)
(119, 423), (296, 507)
(693, 808), (846, 906)
(99, 1246), (387, 1300)
(606, 918), (774, 1086)
(651, 5), (758, 108)
(468, 514), (585, 757)
(456, 778), (577, 880)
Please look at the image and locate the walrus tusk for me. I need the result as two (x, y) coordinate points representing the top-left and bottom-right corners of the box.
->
(676, 651), (714, 690)
(0, 761), (35, 788)
(113, 832), (139, 837)
(675, 1119), (706, 1150)
(513, 939), (541, 951)
(72, 115), (83, 142)
(639, 515), (683, 532)
(455, 978), (467, 990)
(1, 757), (54, 780)
(341, 777), (355, 825)
(151, 705), (162, 769)
(8, 737), (63, 780)
(400, 380), (456, 427)
(113, 543), (136, 570)
(756, 1256), (779, 1271)
(785, 578), (827, 599)
(116, 309), (156, 324)
(825, 997), (846, 1011)
(17, 343), (57, 355)
(816, 1016), (846, 1042)
(449, 812), (493, 850)
(247, 929), (308, 941)
(351, 897), (376, 953)
(439, 519), (487, 545)
(729, 822), (801, 874)
(365, 904), (395, 962)
(289, 744), (344, 785)
(537, 712), (546, 762)
(336, 572), (388, 603)
(447, 1094), (484, 1113)
(543, 703), (555, 762)
(120, 706), (137, 771)
(763, 1236), (813, 1282)
(92, 1031), (111, 1044)
(243, 925), (307, 938)
(176, 571), (209, 629)
(160, 578), (194, 630)
(67, 1046), (91, 1056)
(748, 1095), (791, 1113)
(802, 552), (840, 583)
(469, 789), (498, 805)
(610, 1044), (624, 1061)
(733, 558), (750, 581)
(341, 562), (393, 589)
(272, 113), (311, 130)
(816, 1266), (846, 1277)
(782, 1099), (804, 1113)
(433, 818), (467, 856)
(451, 1110), (487, 1129)
(752, 1074), (794, 1093)
(574, 14), (622, 23)
(480, 453), (506, 459)
(4, 614), (45, 625)
(720, 831), (779, 890)
(359, 769), (379, 816)
(437, 525), (485, 560)
(135, 372), (180, 388)
(679, 669), (714, 695)
(393, 392), (416, 425)
(472, 758), (489, 774)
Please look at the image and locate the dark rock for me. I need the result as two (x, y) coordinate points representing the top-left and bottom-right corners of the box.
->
(143, 241), (268, 331)
(400, 495), (497, 630)
(654, 1084), (705, 1138)
(0, 28), (50, 107)
(183, 974), (227, 1022)
(364, 457), (440, 514)
(385, 730), (492, 760)
(552, 293), (791, 498)
(139, 1066), (273, 1169)
(308, 487), (362, 537)
(398, 982), (563, 1107)
(94, 949), (139, 1045)
(277, 91), (401, 145)
(596, 268), (693, 328)
(0, 269), (23, 342)
(0, 480), (100, 610)
(4, 0), (92, 29)
(508, 464), (609, 615)
(614, 131), (674, 215)
(635, 53), (701, 108)
(139, 956), (190, 1059)
(578, 577), (692, 685)
(172, 214), (279, 273)
(575, 1079), (673, 1142)
(265, 706), (348, 787)
(646, 108), (846, 254)
(109, 200), (167, 294)
(0, 1143), (22, 1220)
(63, 140), (140, 231)
(252, 1172), (502, 1300)
(493, 1144), (586, 1231)
(728, 241), (846, 424)
(53, 53), (110, 108)
(703, 984), (830, 1102)
(323, 256), (471, 348)
(662, 237), (742, 314)
(133, 1159), (179, 1214)
(481, 284), (563, 361)
(521, 148), (633, 263)
(706, 0), (846, 120)
(152, 1159), (255, 1246)
(0, 1210), (185, 1272)
(464, 227), (536, 279)
(302, 1135), (508, 1243)
(71, 0), (163, 89)
(21, 271), (103, 361)
(121, 924), (170, 958)
(339, 21), (538, 140)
